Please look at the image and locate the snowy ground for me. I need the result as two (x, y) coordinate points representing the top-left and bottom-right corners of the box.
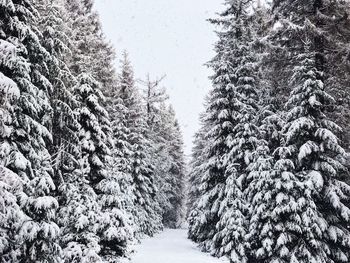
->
(130, 229), (228, 263)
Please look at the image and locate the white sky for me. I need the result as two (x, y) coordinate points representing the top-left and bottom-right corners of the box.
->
(94, 0), (224, 155)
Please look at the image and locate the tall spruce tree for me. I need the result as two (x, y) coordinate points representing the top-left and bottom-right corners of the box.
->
(118, 52), (162, 237)
(187, 6), (240, 250)
(169, 118), (186, 227)
(187, 119), (206, 211)
(160, 106), (186, 228)
(104, 79), (135, 220)
(0, 23), (26, 262)
(141, 75), (170, 226)
(34, 0), (80, 180)
(246, 1), (350, 262)
(103, 74), (136, 256)
(209, 1), (262, 261)
(0, 0), (62, 261)
(33, 3), (98, 261)
(188, 0), (262, 258)
(65, 0), (116, 90)
(187, 113), (209, 241)
(319, 1), (350, 153)
(0, 165), (27, 262)
(63, 1), (132, 261)
(141, 76), (186, 228)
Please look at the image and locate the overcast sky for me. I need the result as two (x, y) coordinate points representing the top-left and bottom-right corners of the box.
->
(94, 0), (224, 155)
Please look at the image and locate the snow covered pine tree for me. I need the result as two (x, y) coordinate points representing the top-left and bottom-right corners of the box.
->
(188, 1), (350, 263)
(247, 1), (350, 262)
(188, 1), (263, 261)
(0, 0), (62, 262)
(117, 52), (162, 237)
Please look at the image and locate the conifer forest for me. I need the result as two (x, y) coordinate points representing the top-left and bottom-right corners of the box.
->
(1, 0), (350, 263)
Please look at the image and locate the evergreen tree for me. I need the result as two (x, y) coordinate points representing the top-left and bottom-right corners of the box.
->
(73, 73), (130, 262)
(188, 0), (262, 258)
(58, 160), (102, 263)
(246, 0), (350, 261)
(0, 61), (27, 261)
(0, 166), (27, 262)
(63, 1), (132, 260)
(160, 107), (186, 228)
(187, 8), (239, 250)
(34, 0), (80, 179)
(248, 42), (350, 263)
(187, 114), (209, 241)
(103, 72), (136, 244)
(100, 76), (134, 263)
(118, 53), (162, 237)
(209, 1), (262, 261)
(140, 75), (170, 225)
(65, 0), (116, 90)
(0, 30), (23, 262)
(105, 80), (135, 222)
(57, 72), (105, 262)
(0, 1), (61, 261)
(169, 119), (186, 227)
(187, 118), (207, 216)
(34, 3), (99, 261)
(141, 76), (186, 228)
(320, 1), (350, 151)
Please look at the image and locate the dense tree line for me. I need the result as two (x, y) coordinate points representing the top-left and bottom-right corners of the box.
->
(188, 0), (350, 262)
(0, 0), (186, 262)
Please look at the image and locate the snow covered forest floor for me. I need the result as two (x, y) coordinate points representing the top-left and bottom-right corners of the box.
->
(130, 229), (228, 263)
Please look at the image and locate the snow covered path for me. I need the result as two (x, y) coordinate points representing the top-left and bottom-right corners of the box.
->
(130, 229), (228, 263)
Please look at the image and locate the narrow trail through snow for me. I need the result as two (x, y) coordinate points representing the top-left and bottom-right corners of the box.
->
(130, 229), (228, 263)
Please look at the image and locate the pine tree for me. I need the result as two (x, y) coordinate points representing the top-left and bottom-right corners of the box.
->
(34, 0), (80, 179)
(170, 119), (186, 227)
(33, 3), (99, 261)
(248, 43), (350, 263)
(0, 29), (23, 262)
(187, 119), (206, 212)
(160, 107), (186, 228)
(246, 1), (350, 261)
(62, 1), (132, 260)
(319, 2), (350, 152)
(118, 53), (162, 237)
(0, 60), (27, 261)
(54, 60), (105, 263)
(0, 1), (61, 261)
(100, 77), (134, 263)
(140, 76), (186, 228)
(65, 0), (116, 90)
(187, 142), (215, 244)
(105, 81), (135, 219)
(74, 73), (132, 262)
(187, 114), (209, 241)
(188, 0), (262, 258)
(140, 75), (170, 225)
(187, 8), (239, 250)
(208, 2), (262, 261)
(58, 160), (102, 263)
(0, 166), (27, 262)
